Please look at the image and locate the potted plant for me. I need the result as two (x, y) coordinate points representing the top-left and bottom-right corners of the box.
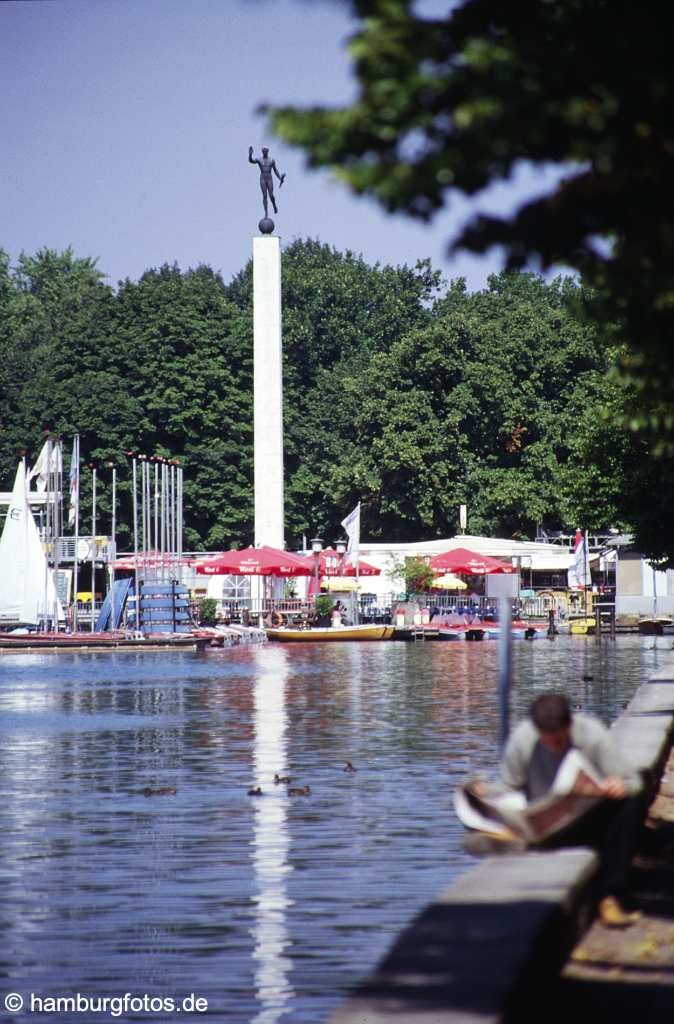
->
(198, 597), (218, 626)
(313, 594), (334, 627)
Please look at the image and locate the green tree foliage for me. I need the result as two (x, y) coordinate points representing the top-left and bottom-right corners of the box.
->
(0, 247), (133, 530)
(388, 555), (436, 594)
(0, 252), (252, 549)
(559, 370), (674, 565)
(267, 0), (674, 444)
(114, 263), (252, 547)
(0, 242), (653, 559)
(333, 272), (606, 540)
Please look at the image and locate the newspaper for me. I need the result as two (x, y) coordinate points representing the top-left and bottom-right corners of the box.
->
(454, 750), (605, 844)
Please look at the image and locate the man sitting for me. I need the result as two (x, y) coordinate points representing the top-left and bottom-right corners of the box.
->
(501, 693), (644, 927)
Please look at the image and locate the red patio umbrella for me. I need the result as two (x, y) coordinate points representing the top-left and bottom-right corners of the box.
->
(298, 546), (381, 577)
(428, 546), (514, 575)
(195, 545), (312, 577)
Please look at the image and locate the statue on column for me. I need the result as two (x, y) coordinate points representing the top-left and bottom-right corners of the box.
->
(248, 146), (286, 233)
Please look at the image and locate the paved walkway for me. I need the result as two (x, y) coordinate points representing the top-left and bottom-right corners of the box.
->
(552, 747), (674, 1022)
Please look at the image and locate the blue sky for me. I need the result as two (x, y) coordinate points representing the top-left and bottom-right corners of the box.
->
(1, 0), (565, 291)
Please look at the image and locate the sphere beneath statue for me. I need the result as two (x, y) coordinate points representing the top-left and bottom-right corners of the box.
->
(258, 217), (275, 235)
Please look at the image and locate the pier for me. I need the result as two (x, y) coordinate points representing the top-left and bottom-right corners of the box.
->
(329, 662), (674, 1024)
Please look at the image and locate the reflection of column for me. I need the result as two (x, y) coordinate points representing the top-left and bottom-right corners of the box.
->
(251, 645), (293, 1024)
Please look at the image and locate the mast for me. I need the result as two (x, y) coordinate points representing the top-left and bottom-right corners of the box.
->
(90, 464), (97, 631)
(72, 435), (80, 631)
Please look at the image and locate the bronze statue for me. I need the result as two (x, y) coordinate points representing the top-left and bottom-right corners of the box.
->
(248, 146), (286, 221)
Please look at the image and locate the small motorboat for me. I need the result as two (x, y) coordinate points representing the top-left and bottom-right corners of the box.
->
(435, 628), (465, 641)
(266, 624), (394, 642)
(638, 617), (674, 636)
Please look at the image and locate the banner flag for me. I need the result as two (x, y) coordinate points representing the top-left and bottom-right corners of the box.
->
(340, 502), (361, 569)
(29, 439), (62, 493)
(567, 528), (591, 590)
(68, 437), (79, 527)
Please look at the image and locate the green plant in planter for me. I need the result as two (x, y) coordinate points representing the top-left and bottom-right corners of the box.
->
(198, 597), (218, 626)
(313, 595), (334, 621)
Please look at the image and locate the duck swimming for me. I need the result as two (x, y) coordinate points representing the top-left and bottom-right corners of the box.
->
(247, 787), (263, 796)
(143, 787), (176, 797)
(288, 785), (311, 796)
(274, 774), (292, 785)
(344, 761), (357, 773)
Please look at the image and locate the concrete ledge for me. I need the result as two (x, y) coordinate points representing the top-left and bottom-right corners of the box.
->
(648, 663), (674, 683)
(626, 682), (674, 715)
(611, 712), (673, 778)
(329, 849), (598, 1024)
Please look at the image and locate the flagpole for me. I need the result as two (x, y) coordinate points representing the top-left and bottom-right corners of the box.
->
(139, 456), (147, 574)
(177, 464), (183, 583)
(161, 459), (167, 582)
(90, 465), (97, 632)
(585, 530), (590, 620)
(170, 461), (176, 578)
(154, 459), (159, 557)
(72, 435), (80, 632)
(53, 436), (62, 631)
(109, 462), (116, 630)
(131, 454), (140, 632)
(43, 434), (52, 631)
(341, 501), (361, 625)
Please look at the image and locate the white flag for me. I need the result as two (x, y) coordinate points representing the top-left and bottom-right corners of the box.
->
(340, 503), (361, 569)
(29, 439), (62, 493)
(68, 436), (79, 527)
(567, 528), (590, 590)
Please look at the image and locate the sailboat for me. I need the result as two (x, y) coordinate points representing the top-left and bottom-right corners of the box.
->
(0, 461), (64, 627)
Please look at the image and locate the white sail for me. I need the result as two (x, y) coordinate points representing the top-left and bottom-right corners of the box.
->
(0, 461), (64, 624)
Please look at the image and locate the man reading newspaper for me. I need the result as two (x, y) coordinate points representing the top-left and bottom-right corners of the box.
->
(480, 694), (644, 927)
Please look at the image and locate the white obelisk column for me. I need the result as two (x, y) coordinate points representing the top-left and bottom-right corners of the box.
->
(253, 234), (284, 550)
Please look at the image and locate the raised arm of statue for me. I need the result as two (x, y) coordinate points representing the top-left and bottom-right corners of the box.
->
(248, 146), (259, 166)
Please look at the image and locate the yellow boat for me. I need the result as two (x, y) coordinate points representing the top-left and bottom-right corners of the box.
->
(569, 616), (596, 635)
(266, 624), (394, 642)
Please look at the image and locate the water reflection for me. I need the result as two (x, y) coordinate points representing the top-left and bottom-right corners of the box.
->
(251, 646), (293, 1024)
(0, 637), (670, 1022)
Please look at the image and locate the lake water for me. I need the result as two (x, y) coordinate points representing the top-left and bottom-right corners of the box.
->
(0, 636), (672, 1023)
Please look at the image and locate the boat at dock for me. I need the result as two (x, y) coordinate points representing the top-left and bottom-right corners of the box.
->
(0, 631), (210, 653)
(569, 615), (596, 635)
(638, 617), (674, 636)
(266, 624), (394, 642)
(395, 620), (545, 641)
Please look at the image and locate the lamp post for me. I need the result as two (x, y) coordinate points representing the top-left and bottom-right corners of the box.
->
(335, 537), (348, 624)
(335, 538), (347, 578)
(311, 537), (323, 595)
